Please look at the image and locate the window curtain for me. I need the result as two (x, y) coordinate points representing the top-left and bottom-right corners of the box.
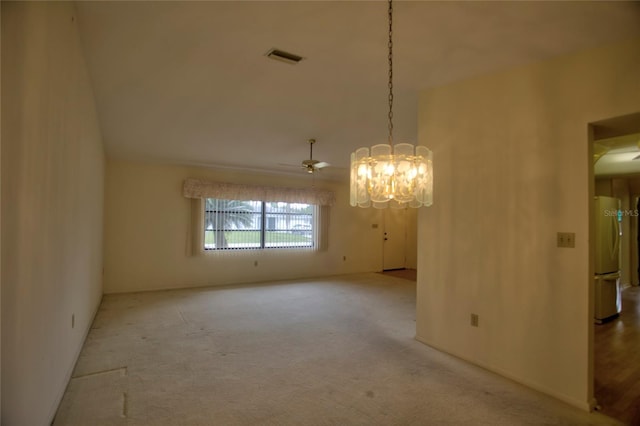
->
(183, 178), (335, 206)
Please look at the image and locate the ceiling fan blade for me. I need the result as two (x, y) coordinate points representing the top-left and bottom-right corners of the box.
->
(314, 161), (330, 169)
(278, 163), (307, 169)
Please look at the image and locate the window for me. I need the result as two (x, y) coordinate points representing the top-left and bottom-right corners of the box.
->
(183, 179), (333, 255)
(204, 198), (315, 250)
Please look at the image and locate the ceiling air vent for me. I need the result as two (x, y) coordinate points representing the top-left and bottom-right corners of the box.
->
(265, 48), (304, 65)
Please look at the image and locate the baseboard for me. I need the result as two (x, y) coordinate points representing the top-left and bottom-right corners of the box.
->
(48, 292), (104, 425)
(414, 334), (592, 413)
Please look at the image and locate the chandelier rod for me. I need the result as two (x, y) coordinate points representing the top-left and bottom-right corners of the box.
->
(348, 0), (433, 209)
(387, 0), (394, 145)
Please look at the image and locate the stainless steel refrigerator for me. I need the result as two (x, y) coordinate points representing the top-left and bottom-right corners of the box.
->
(594, 196), (622, 323)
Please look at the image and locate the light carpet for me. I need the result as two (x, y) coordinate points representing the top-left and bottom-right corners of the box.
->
(54, 273), (622, 426)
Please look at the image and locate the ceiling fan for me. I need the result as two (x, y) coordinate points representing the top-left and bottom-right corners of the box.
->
(301, 138), (330, 174)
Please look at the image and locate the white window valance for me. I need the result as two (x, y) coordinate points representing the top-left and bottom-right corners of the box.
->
(183, 178), (335, 206)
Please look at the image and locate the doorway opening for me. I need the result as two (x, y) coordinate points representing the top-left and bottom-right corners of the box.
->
(590, 112), (640, 424)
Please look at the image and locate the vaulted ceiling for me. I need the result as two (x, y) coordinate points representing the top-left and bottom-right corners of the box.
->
(75, 1), (640, 180)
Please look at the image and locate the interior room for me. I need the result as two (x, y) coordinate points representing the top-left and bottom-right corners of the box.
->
(591, 116), (640, 423)
(2, 1), (640, 425)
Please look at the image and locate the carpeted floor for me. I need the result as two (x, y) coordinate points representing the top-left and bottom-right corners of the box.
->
(380, 269), (417, 281)
(54, 273), (621, 425)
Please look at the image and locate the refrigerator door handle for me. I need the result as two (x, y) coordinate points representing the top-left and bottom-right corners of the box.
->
(612, 216), (620, 258)
(608, 217), (615, 259)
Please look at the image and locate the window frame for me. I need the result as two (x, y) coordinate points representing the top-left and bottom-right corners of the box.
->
(202, 198), (317, 251)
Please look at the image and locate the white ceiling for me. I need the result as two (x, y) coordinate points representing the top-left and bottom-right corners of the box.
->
(594, 133), (640, 177)
(75, 1), (640, 181)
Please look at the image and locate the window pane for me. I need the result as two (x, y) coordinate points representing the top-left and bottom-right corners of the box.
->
(264, 202), (313, 248)
(204, 199), (262, 250)
(204, 199), (314, 250)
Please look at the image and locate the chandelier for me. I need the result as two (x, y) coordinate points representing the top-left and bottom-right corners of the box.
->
(349, 0), (433, 209)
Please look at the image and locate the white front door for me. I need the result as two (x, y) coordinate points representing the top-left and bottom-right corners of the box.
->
(383, 208), (406, 270)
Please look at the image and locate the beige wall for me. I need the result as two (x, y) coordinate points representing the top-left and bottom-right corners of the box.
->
(405, 208), (418, 269)
(104, 160), (391, 293)
(416, 38), (640, 410)
(1, 2), (104, 425)
(594, 179), (613, 196)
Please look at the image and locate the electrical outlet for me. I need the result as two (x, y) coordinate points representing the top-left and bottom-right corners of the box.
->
(343, 256), (347, 261)
(557, 232), (576, 248)
(470, 313), (479, 327)
(72, 314), (75, 329)
(254, 260), (258, 267)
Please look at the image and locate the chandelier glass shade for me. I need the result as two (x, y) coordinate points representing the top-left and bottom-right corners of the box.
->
(350, 143), (433, 208)
(349, 0), (433, 209)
